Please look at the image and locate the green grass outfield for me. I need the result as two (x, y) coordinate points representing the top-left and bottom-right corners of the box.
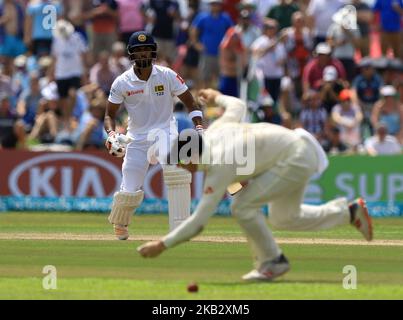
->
(0, 212), (403, 300)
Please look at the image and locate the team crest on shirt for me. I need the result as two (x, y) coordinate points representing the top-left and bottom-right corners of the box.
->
(154, 85), (165, 96)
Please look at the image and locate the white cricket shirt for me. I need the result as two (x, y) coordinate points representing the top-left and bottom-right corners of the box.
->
(108, 65), (188, 138)
(52, 32), (88, 80)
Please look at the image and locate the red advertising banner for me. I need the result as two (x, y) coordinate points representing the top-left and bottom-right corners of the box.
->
(0, 150), (203, 198)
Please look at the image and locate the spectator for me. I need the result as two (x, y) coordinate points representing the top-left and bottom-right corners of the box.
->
(0, 94), (19, 148)
(90, 51), (118, 96)
(371, 85), (403, 144)
(251, 18), (286, 103)
(15, 73), (43, 147)
(282, 11), (313, 98)
(364, 122), (402, 155)
(179, 0), (200, 86)
(190, 0), (233, 88)
(318, 65), (345, 114)
(0, 0), (26, 62)
(321, 126), (349, 155)
(51, 19), (88, 126)
(267, 0), (299, 30)
(64, 0), (92, 43)
(331, 89), (363, 149)
(222, 0), (241, 23)
(237, 0), (264, 28)
(351, 0), (373, 57)
(237, 8), (261, 52)
(306, 0), (344, 45)
(173, 100), (193, 133)
(116, 0), (145, 45)
(109, 41), (131, 75)
(144, 0), (180, 65)
(24, 0), (63, 57)
(352, 57), (383, 137)
(327, 6), (360, 82)
(11, 55), (30, 100)
(0, 65), (13, 98)
(74, 98), (107, 150)
(28, 81), (59, 144)
(302, 42), (346, 95)
(254, 94), (282, 125)
(373, 0), (403, 59)
(218, 11), (248, 97)
(87, 0), (119, 55)
(298, 90), (327, 140)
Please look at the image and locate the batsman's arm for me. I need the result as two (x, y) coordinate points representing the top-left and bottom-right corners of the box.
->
(106, 77), (125, 133)
(178, 90), (204, 130)
(104, 101), (120, 134)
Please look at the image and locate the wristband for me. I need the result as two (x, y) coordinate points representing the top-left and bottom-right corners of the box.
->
(189, 110), (203, 120)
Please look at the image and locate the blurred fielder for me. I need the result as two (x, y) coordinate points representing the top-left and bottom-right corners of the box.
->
(138, 89), (373, 282)
(104, 31), (204, 240)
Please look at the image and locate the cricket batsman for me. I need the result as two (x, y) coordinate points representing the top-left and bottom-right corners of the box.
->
(104, 31), (204, 240)
(137, 89), (373, 282)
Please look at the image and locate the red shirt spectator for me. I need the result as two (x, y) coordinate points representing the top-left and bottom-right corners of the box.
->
(302, 43), (346, 93)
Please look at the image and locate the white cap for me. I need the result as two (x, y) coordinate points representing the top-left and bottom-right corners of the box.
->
(316, 42), (332, 55)
(53, 19), (74, 39)
(41, 82), (59, 101)
(259, 94), (274, 107)
(323, 65), (338, 81)
(380, 85), (397, 97)
(14, 55), (27, 68)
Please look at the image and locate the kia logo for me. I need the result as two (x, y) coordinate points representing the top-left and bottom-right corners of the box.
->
(9, 153), (121, 197)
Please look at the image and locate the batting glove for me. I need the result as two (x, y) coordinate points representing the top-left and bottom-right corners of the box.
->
(105, 131), (133, 158)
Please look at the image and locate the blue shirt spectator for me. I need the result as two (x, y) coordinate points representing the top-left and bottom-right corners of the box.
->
(72, 89), (90, 120)
(192, 10), (233, 56)
(352, 73), (383, 105)
(27, 1), (63, 40)
(373, 0), (403, 32)
(18, 78), (42, 130)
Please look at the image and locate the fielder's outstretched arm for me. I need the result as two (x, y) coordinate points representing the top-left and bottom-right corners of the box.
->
(199, 90), (247, 130)
(138, 165), (234, 257)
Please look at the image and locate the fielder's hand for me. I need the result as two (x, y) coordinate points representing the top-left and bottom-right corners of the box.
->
(137, 240), (166, 258)
(198, 88), (222, 105)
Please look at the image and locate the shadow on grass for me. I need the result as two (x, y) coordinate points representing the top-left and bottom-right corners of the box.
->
(202, 279), (341, 286)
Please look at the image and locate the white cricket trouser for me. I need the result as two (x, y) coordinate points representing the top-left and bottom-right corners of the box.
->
(231, 138), (350, 269)
(120, 127), (177, 193)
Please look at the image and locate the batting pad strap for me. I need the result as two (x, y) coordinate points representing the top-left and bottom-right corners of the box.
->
(163, 167), (192, 186)
(108, 190), (144, 225)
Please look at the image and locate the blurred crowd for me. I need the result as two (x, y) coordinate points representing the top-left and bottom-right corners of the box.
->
(0, 0), (403, 156)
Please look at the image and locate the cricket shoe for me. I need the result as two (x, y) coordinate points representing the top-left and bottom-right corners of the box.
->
(349, 198), (373, 241)
(242, 254), (290, 282)
(114, 224), (129, 240)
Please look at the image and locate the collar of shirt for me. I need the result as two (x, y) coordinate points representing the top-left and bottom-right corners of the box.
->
(129, 65), (158, 82)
